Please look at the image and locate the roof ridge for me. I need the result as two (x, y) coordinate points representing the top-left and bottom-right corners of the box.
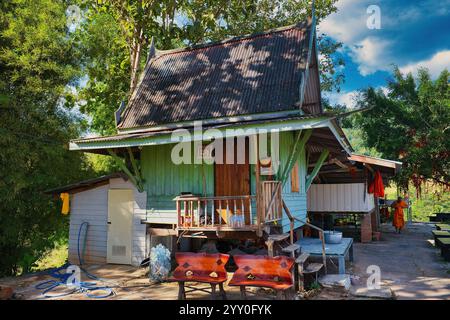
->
(154, 19), (311, 58)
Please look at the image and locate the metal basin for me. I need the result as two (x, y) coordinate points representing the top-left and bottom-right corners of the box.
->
(324, 230), (343, 244)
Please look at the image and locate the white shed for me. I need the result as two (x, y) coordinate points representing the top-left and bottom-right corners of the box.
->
(48, 173), (147, 266)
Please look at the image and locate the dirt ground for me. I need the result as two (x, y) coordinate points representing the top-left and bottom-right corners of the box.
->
(1, 222), (448, 300)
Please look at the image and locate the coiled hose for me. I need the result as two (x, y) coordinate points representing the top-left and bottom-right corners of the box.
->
(35, 221), (115, 299)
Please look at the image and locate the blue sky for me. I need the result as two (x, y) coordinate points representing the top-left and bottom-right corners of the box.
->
(318, 0), (450, 107)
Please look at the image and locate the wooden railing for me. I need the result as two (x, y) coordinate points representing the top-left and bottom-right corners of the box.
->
(260, 181), (282, 224)
(174, 195), (255, 229)
(258, 180), (328, 273)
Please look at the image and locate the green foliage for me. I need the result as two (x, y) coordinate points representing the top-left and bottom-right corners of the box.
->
(385, 182), (450, 221)
(343, 128), (381, 157)
(74, 0), (343, 134)
(351, 68), (450, 191)
(0, 0), (95, 276)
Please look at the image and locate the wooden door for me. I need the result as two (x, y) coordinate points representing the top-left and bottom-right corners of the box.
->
(107, 189), (133, 264)
(215, 138), (250, 225)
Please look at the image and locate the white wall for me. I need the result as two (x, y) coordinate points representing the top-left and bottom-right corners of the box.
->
(307, 183), (375, 212)
(68, 178), (147, 266)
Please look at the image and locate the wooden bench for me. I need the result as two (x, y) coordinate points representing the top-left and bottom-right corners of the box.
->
(436, 224), (450, 231)
(432, 230), (450, 246)
(436, 238), (450, 261)
(169, 252), (229, 300)
(228, 255), (295, 300)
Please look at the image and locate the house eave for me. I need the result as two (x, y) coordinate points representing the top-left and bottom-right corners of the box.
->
(70, 115), (338, 152)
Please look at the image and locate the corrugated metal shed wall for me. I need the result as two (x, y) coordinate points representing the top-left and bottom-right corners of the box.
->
(307, 183), (375, 212)
(68, 179), (147, 266)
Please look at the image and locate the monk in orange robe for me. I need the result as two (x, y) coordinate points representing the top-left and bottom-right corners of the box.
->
(391, 197), (408, 233)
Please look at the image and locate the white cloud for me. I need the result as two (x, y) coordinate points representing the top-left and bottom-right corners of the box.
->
(400, 50), (450, 78)
(319, 0), (393, 76)
(325, 90), (359, 109)
(318, 0), (367, 44)
(351, 37), (392, 76)
(319, 0), (450, 78)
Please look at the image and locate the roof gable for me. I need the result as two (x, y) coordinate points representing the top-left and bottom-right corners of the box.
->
(118, 20), (317, 130)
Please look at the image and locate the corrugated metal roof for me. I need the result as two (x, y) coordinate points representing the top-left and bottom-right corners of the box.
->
(45, 172), (128, 194)
(118, 20), (316, 129)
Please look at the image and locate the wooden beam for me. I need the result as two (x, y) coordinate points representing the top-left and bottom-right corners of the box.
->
(127, 147), (144, 184)
(107, 149), (144, 192)
(331, 158), (348, 169)
(363, 163), (375, 174)
(306, 149), (329, 191)
(281, 129), (312, 185)
(349, 154), (398, 169)
(319, 168), (362, 174)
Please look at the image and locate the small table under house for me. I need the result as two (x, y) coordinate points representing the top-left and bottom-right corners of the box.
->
(296, 237), (354, 274)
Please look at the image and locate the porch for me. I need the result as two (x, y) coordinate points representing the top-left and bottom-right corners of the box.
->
(174, 181), (283, 237)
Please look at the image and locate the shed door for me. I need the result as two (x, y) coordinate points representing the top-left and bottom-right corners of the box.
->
(107, 189), (133, 264)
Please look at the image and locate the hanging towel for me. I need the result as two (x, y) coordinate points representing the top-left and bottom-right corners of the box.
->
(368, 170), (385, 198)
(60, 193), (70, 215)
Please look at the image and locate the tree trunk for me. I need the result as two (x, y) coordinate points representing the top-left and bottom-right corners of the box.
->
(129, 39), (142, 95)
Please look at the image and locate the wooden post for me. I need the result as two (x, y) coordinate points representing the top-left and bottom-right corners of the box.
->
(254, 134), (262, 237)
(178, 282), (186, 300)
(298, 263), (305, 292)
(219, 283), (227, 300)
(240, 286), (247, 299)
(290, 220), (295, 245)
(210, 284), (217, 300)
(319, 231), (327, 274)
(266, 239), (274, 257)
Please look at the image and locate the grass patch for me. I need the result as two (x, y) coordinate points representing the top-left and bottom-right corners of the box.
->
(385, 182), (450, 222)
(32, 241), (68, 272)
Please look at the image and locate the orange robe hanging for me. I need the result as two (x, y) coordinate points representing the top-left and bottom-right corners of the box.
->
(368, 170), (385, 198)
(392, 200), (408, 229)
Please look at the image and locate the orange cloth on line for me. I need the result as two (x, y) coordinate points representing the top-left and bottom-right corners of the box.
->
(60, 193), (70, 215)
(392, 200), (408, 229)
(368, 170), (385, 198)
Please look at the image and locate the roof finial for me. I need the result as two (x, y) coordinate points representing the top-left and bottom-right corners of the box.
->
(146, 36), (156, 64)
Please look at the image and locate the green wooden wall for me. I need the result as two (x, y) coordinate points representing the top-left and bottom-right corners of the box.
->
(140, 132), (308, 229)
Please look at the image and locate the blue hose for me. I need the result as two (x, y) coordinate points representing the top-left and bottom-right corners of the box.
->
(35, 222), (115, 299)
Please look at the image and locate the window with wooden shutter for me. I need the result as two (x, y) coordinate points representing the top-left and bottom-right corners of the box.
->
(291, 162), (300, 192)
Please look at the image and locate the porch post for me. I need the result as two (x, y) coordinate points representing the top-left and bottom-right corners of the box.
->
(253, 134), (262, 237)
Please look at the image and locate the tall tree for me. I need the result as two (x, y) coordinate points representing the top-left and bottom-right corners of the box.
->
(352, 68), (450, 192)
(0, 0), (93, 276)
(75, 0), (343, 134)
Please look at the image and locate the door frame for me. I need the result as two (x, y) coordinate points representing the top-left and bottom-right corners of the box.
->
(213, 137), (251, 197)
(107, 188), (134, 265)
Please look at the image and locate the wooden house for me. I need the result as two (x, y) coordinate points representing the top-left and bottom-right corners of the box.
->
(49, 19), (400, 266)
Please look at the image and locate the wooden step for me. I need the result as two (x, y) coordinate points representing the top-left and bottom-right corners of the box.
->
(267, 233), (290, 242)
(281, 244), (300, 254)
(303, 263), (324, 274)
(295, 252), (310, 265)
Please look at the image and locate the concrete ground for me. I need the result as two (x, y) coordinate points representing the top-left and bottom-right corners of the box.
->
(350, 222), (450, 300)
(1, 222), (449, 300)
